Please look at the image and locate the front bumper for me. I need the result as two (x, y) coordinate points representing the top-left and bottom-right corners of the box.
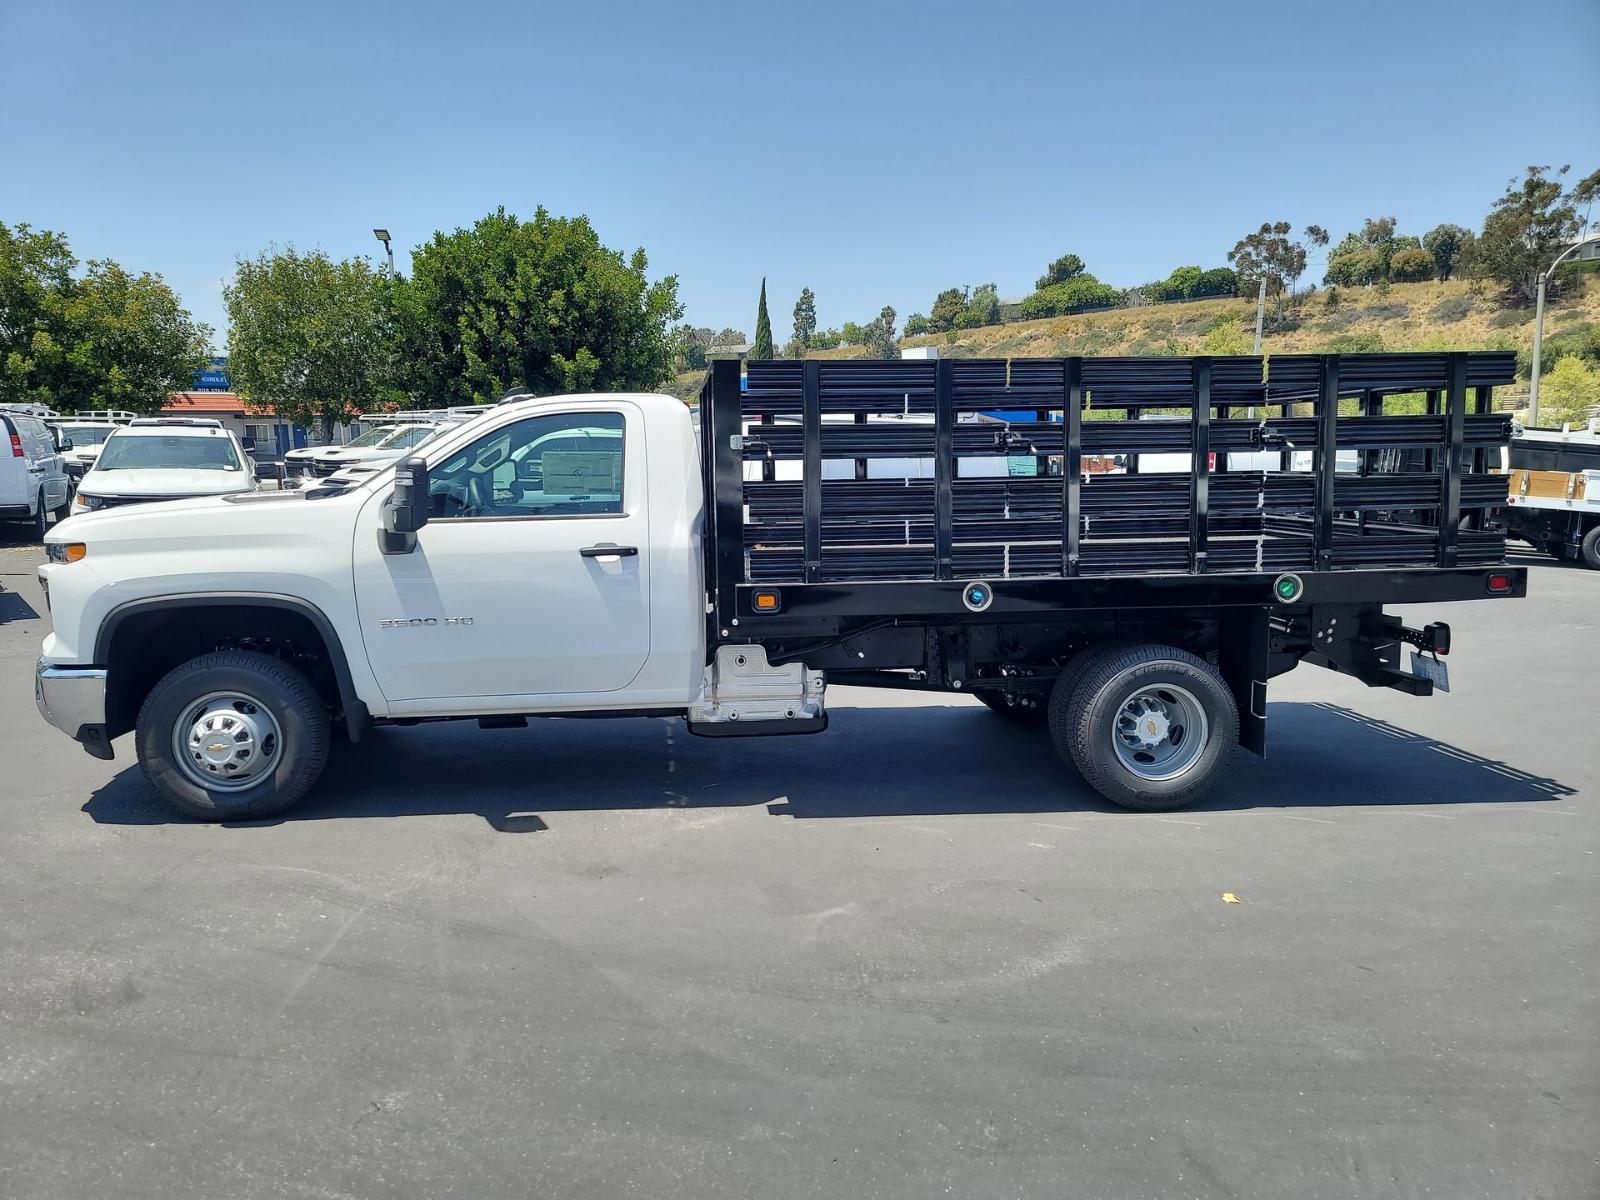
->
(35, 660), (113, 759)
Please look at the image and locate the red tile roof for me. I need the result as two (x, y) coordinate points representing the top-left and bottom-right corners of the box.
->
(162, 391), (250, 416)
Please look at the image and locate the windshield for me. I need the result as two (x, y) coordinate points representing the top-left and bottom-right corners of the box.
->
(58, 424), (117, 446)
(95, 432), (241, 472)
(343, 426), (399, 449)
(382, 425), (437, 450)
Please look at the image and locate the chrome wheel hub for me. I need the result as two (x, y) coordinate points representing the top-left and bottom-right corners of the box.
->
(173, 691), (282, 792)
(1112, 684), (1208, 782)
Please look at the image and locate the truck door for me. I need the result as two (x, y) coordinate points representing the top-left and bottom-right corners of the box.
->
(352, 402), (651, 705)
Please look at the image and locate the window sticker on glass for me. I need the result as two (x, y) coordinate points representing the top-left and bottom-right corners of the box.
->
(542, 451), (620, 497)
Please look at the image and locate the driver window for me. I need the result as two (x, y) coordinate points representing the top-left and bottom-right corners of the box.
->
(428, 411), (626, 520)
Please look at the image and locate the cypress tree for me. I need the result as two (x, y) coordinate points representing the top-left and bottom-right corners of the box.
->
(752, 278), (774, 360)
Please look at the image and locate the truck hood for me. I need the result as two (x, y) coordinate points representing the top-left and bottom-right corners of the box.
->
(78, 468), (253, 498)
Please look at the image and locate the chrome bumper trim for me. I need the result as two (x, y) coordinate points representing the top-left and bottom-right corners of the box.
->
(35, 660), (108, 739)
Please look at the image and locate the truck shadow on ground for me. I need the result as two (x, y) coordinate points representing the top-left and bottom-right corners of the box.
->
(0, 588), (41, 625)
(81, 700), (1574, 829)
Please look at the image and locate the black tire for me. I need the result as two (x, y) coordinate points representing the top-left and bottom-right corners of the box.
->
(1048, 643), (1238, 812)
(977, 690), (1050, 724)
(30, 491), (47, 540)
(136, 650), (330, 821)
(1581, 526), (1600, 571)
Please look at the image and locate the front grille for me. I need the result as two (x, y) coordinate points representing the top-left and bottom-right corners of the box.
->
(85, 494), (213, 510)
(309, 460), (345, 477)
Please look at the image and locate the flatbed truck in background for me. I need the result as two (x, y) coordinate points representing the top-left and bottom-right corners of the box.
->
(36, 351), (1525, 821)
(1500, 421), (1600, 568)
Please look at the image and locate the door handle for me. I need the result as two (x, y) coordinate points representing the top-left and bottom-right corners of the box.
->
(580, 544), (638, 559)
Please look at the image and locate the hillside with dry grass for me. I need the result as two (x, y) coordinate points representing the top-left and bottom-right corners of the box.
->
(669, 278), (1600, 413)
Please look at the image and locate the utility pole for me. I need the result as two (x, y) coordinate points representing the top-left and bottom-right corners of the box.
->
(1529, 232), (1600, 428)
(1252, 276), (1267, 354)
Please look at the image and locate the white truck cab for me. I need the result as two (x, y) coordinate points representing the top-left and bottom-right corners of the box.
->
(36, 392), (737, 819)
(70, 419), (257, 516)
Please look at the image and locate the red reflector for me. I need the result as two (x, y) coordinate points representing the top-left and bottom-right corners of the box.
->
(1486, 573), (1513, 594)
(8, 433), (22, 458)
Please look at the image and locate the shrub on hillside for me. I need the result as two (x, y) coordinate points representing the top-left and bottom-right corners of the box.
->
(1490, 308), (1532, 328)
(1328, 332), (1386, 353)
(1021, 275), (1125, 319)
(1515, 323), (1600, 378)
(1390, 248), (1435, 283)
(1537, 356), (1600, 425)
(1429, 296), (1473, 323)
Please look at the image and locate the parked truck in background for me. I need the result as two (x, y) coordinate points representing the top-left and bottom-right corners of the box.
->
(1499, 420), (1600, 568)
(35, 353), (1525, 821)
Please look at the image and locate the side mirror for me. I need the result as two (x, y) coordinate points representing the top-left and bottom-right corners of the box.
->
(57, 436), (73, 452)
(381, 456), (429, 552)
(241, 435), (257, 452)
(254, 462), (282, 481)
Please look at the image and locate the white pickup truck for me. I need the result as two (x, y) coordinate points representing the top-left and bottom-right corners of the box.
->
(35, 357), (1526, 822)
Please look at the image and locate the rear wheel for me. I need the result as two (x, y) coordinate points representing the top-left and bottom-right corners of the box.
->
(1581, 526), (1600, 570)
(1049, 643), (1238, 811)
(136, 650), (330, 821)
(29, 491), (47, 540)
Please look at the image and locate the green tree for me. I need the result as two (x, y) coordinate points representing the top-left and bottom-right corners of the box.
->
(0, 222), (77, 406)
(962, 283), (1001, 328)
(810, 328), (842, 350)
(1, 221), (209, 413)
(863, 306), (897, 358)
(903, 312), (931, 337)
(59, 261), (213, 415)
(1036, 253), (1085, 291)
(1229, 222), (1327, 316)
(1019, 275), (1123, 319)
(1538, 356), (1600, 426)
(928, 286), (966, 333)
(1472, 165), (1590, 305)
(1422, 224), (1472, 281)
(840, 321), (864, 346)
(398, 207), (682, 404)
(752, 278), (774, 361)
(674, 326), (715, 371)
(1390, 247), (1434, 282)
(791, 287), (816, 355)
(226, 247), (393, 429)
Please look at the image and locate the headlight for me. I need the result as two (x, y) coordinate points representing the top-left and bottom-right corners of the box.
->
(76, 493), (107, 510)
(45, 542), (87, 563)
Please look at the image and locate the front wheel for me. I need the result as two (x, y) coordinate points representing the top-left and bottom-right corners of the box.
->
(136, 650), (330, 820)
(1049, 643), (1238, 812)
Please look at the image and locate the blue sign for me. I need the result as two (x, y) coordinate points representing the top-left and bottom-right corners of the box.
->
(193, 356), (230, 391)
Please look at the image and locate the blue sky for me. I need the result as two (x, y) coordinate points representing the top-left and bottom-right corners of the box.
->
(4, 0), (1598, 351)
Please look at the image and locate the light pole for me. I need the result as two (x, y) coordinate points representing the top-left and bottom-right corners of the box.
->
(1251, 275), (1267, 354)
(372, 228), (394, 278)
(1529, 231), (1600, 427)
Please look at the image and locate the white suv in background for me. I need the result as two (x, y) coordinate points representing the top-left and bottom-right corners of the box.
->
(70, 419), (257, 516)
(1, 404), (72, 537)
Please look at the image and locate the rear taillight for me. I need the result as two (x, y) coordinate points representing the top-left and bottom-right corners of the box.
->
(8, 433), (22, 458)
(1486, 572), (1513, 595)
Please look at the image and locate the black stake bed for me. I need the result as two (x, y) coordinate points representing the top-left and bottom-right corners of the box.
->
(699, 353), (1522, 632)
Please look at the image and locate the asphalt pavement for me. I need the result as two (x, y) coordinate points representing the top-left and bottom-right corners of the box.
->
(1, 526), (1595, 1200)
